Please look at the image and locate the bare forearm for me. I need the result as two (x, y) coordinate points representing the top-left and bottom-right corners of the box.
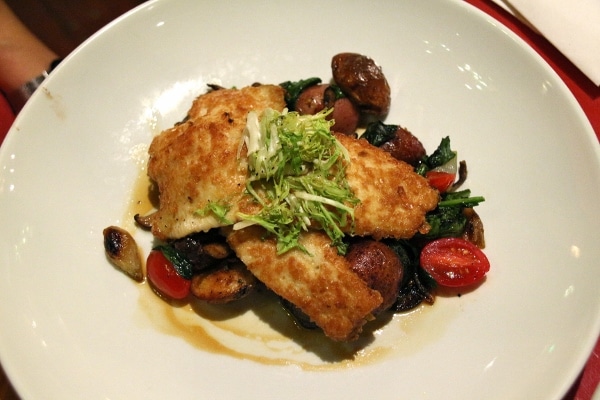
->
(0, 0), (57, 94)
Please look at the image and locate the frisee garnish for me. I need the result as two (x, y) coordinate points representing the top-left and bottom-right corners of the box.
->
(195, 200), (232, 224)
(235, 108), (358, 255)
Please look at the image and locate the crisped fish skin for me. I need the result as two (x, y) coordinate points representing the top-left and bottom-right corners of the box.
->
(225, 226), (383, 342)
(334, 133), (439, 240)
(147, 85), (286, 240)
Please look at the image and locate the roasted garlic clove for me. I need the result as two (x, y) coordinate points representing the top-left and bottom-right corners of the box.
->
(103, 226), (144, 282)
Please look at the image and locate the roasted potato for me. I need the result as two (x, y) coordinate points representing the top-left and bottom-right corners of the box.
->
(295, 83), (360, 135)
(346, 239), (403, 313)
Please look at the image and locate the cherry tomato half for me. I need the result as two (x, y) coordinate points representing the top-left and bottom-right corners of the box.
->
(426, 171), (456, 193)
(146, 249), (191, 300)
(420, 238), (490, 287)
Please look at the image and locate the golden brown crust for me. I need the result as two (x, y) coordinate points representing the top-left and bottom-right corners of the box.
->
(145, 84), (440, 342)
(225, 226), (383, 341)
(335, 133), (439, 239)
(146, 85), (437, 241)
(147, 85), (286, 240)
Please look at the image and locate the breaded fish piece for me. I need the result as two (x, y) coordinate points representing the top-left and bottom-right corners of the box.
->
(335, 133), (439, 239)
(147, 84), (437, 241)
(225, 225), (383, 341)
(147, 85), (286, 240)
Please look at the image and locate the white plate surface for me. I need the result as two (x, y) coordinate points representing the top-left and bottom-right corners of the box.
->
(1, 0), (599, 399)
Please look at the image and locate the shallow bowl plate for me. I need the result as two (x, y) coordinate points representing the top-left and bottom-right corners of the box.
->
(1, 0), (599, 399)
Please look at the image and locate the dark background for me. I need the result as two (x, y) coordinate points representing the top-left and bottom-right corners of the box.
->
(5, 0), (146, 57)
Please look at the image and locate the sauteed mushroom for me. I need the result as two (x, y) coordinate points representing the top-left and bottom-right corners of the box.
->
(190, 259), (257, 304)
(331, 53), (391, 116)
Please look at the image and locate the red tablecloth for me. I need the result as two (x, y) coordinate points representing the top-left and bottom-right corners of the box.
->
(0, 95), (14, 140)
(0, 1), (598, 399)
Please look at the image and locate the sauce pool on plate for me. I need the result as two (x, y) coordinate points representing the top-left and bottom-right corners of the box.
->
(124, 165), (457, 369)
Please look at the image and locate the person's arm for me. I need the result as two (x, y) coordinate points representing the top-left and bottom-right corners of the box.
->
(0, 0), (59, 112)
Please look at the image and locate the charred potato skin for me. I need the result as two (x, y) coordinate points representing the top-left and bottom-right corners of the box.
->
(331, 53), (391, 116)
(346, 240), (403, 313)
(103, 226), (144, 282)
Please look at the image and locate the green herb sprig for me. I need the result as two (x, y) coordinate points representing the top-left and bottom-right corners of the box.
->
(236, 108), (358, 255)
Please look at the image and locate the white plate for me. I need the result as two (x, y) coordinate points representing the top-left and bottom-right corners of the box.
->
(1, 0), (599, 399)
(594, 383), (600, 400)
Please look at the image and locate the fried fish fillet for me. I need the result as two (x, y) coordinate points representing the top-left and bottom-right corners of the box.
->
(147, 85), (286, 240)
(225, 225), (383, 341)
(335, 133), (439, 239)
(147, 89), (437, 241)
(145, 84), (439, 341)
